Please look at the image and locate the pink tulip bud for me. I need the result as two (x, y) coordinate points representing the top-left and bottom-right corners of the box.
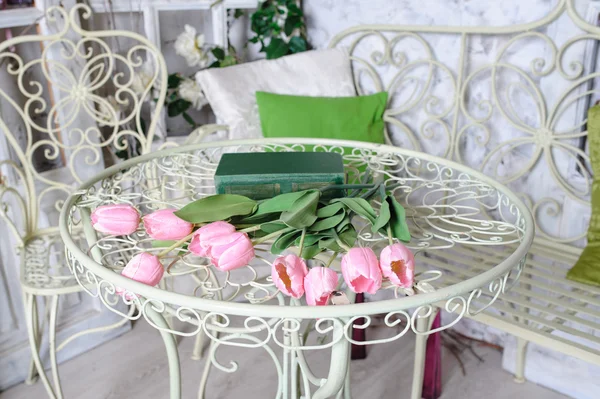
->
(341, 247), (382, 294)
(116, 253), (164, 298)
(304, 267), (339, 306)
(189, 221), (236, 257)
(143, 209), (193, 240)
(380, 243), (415, 288)
(208, 232), (255, 271)
(271, 254), (308, 298)
(91, 204), (140, 235)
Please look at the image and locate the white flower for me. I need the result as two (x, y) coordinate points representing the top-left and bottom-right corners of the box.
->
(131, 61), (155, 98)
(178, 78), (208, 111)
(175, 25), (209, 68)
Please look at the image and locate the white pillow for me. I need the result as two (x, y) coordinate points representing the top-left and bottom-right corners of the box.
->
(195, 49), (356, 140)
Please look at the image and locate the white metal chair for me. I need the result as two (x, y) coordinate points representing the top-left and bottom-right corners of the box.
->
(0, 5), (168, 397)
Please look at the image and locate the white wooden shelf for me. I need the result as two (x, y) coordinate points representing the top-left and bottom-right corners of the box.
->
(0, 7), (44, 29)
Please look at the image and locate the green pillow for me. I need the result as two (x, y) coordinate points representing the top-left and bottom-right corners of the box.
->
(567, 104), (600, 287)
(255, 91), (388, 144)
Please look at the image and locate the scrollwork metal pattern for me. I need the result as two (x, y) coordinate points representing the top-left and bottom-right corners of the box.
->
(329, 0), (597, 244)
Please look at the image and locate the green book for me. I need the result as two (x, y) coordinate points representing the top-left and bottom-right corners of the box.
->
(214, 152), (346, 199)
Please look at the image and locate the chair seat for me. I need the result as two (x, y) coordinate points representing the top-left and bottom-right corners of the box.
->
(422, 239), (600, 364)
(20, 232), (84, 295)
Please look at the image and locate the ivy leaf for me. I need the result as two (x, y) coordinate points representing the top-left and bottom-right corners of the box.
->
(208, 60), (221, 69)
(271, 230), (301, 255)
(167, 74), (183, 89)
(265, 38), (289, 59)
(219, 55), (237, 67)
(331, 198), (377, 225)
(175, 194), (257, 223)
(182, 112), (196, 127)
(233, 9), (244, 19)
(211, 47), (226, 61)
(284, 15), (300, 36)
(281, 190), (320, 229)
(372, 198), (391, 233)
(387, 196), (411, 242)
(288, 36), (307, 53)
(167, 99), (191, 117)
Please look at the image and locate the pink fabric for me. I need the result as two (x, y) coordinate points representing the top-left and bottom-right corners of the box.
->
(189, 221), (236, 257)
(380, 243), (415, 288)
(91, 204), (140, 235)
(271, 254), (308, 298)
(341, 247), (382, 294)
(116, 253), (164, 298)
(143, 209), (193, 240)
(304, 266), (338, 306)
(208, 232), (255, 271)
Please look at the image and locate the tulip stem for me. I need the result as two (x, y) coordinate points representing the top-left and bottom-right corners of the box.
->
(238, 225), (262, 233)
(387, 224), (394, 246)
(332, 229), (351, 252)
(252, 226), (294, 245)
(325, 251), (338, 268)
(157, 231), (196, 258)
(298, 228), (306, 254)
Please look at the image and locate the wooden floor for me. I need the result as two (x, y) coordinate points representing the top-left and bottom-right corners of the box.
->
(0, 321), (568, 399)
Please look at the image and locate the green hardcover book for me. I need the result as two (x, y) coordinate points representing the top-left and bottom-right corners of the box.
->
(214, 152), (346, 199)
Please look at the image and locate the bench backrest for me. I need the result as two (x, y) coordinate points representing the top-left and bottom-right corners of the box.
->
(0, 4), (167, 241)
(329, 0), (598, 246)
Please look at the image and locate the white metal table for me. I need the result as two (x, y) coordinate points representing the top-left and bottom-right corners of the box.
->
(59, 138), (534, 399)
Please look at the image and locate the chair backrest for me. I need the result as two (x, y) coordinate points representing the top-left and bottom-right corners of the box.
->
(0, 4), (167, 242)
(329, 0), (597, 246)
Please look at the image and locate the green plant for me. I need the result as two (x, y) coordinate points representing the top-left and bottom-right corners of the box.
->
(250, 0), (309, 59)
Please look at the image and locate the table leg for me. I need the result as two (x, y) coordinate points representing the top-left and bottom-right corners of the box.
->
(411, 309), (439, 399)
(312, 321), (350, 399)
(145, 305), (181, 399)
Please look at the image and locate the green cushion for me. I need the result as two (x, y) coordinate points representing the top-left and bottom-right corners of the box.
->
(567, 105), (600, 287)
(255, 91), (388, 144)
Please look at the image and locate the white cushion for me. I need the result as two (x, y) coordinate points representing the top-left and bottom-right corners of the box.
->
(195, 49), (356, 140)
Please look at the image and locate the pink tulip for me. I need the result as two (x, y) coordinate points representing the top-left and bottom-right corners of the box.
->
(143, 209), (193, 240)
(304, 267), (339, 306)
(189, 221), (236, 257)
(341, 247), (382, 294)
(271, 254), (308, 298)
(117, 253), (164, 298)
(208, 232), (255, 271)
(380, 243), (415, 288)
(91, 204), (140, 235)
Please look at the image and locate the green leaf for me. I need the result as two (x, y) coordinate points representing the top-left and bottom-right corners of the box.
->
(284, 15), (300, 36)
(208, 60), (221, 69)
(316, 202), (344, 218)
(233, 9), (244, 18)
(331, 198), (377, 225)
(301, 244), (323, 259)
(309, 210), (346, 232)
(387, 196), (411, 242)
(265, 37), (289, 59)
(260, 221), (287, 233)
(338, 227), (358, 247)
(182, 112), (196, 127)
(281, 190), (320, 229)
(167, 99), (191, 117)
(318, 237), (340, 252)
(211, 47), (226, 60)
(288, 36), (307, 53)
(167, 74), (183, 89)
(294, 233), (322, 247)
(372, 198), (391, 233)
(220, 55), (237, 67)
(254, 190), (312, 216)
(271, 230), (301, 255)
(175, 194), (257, 223)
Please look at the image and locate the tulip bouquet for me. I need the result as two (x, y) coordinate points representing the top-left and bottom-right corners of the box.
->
(90, 184), (416, 305)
